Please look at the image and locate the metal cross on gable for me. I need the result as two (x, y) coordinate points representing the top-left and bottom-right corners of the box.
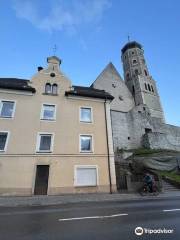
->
(53, 44), (57, 55)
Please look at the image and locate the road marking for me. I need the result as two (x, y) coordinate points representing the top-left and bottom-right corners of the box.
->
(58, 213), (128, 222)
(163, 209), (180, 212)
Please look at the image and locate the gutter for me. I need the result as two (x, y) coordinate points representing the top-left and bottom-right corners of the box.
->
(104, 98), (112, 194)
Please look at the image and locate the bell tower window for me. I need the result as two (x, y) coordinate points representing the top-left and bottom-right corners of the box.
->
(135, 69), (139, 75)
(144, 69), (148, 76)
(132, 85), (135, 94)
(126, 73), (130, 81)
(148, 84), (151, 91)
(145, 83), (147, 90)
(151, 85), (154, 92)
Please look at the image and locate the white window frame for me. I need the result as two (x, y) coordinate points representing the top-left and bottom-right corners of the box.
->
(79, 134), (94, 153)
(36, 132), (54, 153)
(0, 131), (10, 152)
(40, 103), (56, 121)
(79, 106), (93, 123)
(0, 99), (16, 119)
(74, 165), (99, 187)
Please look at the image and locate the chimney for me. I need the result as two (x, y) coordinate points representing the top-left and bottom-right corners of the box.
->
(38, 66), (43, 72)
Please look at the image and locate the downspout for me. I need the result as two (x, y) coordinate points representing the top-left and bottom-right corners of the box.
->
(104, 98), (112, 194)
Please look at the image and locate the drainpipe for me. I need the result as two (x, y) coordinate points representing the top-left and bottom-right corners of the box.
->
(104, 98), (112, 194)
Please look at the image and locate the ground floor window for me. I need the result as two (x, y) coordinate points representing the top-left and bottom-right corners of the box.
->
(74, 166), (98, 187)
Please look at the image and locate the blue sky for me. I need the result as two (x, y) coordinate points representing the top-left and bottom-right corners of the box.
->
(0, 0), (180, 125)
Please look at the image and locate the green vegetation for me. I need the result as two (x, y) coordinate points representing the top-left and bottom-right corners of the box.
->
(158, 171), (180, 183)
(132, 148), (179, 156)
(133, 148), (163, 156)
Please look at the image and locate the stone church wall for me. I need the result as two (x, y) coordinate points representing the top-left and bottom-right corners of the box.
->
(111, 104), (158, 150)
(111, 110), (131, 150)
(143, 130), (180, 151)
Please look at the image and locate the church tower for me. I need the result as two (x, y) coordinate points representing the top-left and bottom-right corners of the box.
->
(121, 41), (165, 122)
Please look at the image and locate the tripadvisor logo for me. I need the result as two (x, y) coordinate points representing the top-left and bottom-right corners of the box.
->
(135, 226), (174, 236)
(135, 227), (143, 236)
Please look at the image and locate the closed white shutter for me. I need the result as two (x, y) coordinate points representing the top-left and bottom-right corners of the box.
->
(75, 167), (97, 186)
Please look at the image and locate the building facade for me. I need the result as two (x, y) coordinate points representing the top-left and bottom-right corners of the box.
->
(0, 56), (116, 196)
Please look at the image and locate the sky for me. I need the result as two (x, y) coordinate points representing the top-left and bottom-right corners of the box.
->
(0, 0), (180, 125)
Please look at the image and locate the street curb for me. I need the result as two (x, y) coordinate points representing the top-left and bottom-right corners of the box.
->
(0, 193), (180, 207)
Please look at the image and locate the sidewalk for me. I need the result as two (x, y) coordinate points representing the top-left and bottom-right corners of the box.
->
(0, 191), (180, 207)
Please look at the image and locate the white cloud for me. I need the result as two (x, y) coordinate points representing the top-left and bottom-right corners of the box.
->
(12, 0), (111, 33)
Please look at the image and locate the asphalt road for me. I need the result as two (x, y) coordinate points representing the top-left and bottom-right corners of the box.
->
(0, 197), (180, 240)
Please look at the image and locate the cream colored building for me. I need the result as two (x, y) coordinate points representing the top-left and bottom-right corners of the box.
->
(0, 56), (116, 196)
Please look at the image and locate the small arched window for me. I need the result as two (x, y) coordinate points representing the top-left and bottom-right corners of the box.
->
(144, 70), (148, 76)
(148, 84), (151, 91)
(126, 73), (130, 81)
(151, 85), (154, 92)
(45, 83), (51, 94)
(145, 83), (147, 90)
(133, 59), (137, 64)
(135, 69), (139, 75)
(132, 85), (135, 94)
(52, 84), (58, 95)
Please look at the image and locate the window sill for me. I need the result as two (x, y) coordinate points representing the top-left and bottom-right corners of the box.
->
(80, 151), (94, 154)
(36, 151), (52, 154)
(42, 93), (58, 96)
(0, 116), (13, 119)
(74, 185), (97, 188)
(40, 119), (56, 121)
(80, 121), (93, 124)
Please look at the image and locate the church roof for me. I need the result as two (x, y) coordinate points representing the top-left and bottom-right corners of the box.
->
(65, 85), (114, 100)
(91, 62), (124, 87)
(121, 41), (142, 54)
(0, 78), (36, 93)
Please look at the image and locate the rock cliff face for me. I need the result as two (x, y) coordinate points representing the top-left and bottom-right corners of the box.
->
(114, 149), (180, 192)
(132, 153), (180, 172)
